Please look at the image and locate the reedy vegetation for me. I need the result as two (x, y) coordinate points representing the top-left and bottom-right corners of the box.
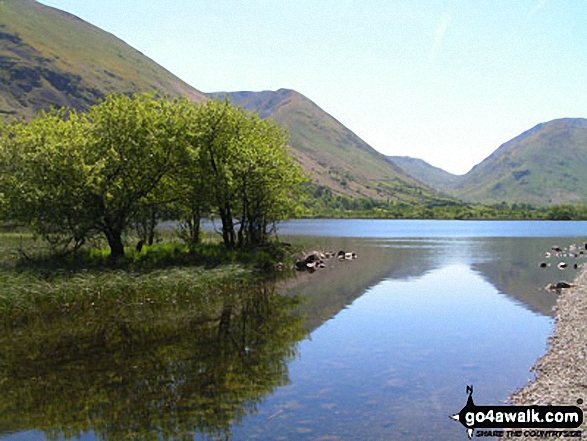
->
(0, 94), (306, 259)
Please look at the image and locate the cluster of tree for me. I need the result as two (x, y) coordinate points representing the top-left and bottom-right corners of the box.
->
(0, 94), (306, 259)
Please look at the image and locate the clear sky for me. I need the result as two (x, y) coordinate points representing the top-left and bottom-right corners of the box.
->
(37, 0), (587, 174)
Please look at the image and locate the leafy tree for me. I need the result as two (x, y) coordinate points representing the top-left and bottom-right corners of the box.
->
(83, 94), (188, 258)
(166, 99), (212, 248)
(0, 95), (306, 258)
(230, 111), (305, 248)
(0, 109), (93, 253)
(195, 99), (306, 249)
(0, 94), (188, 259)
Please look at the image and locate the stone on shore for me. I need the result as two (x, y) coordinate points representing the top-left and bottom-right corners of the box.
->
(505, 270), (587, 436)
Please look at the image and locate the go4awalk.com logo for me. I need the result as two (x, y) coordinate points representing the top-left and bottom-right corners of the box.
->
(450, 386), (584, 439)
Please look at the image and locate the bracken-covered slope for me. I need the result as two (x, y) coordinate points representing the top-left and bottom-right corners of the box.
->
(0, 0), (204, 120)
(452, 118), (587, 205)
(213, 89), (445, 203)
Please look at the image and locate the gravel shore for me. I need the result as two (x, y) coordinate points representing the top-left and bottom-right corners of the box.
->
(504, 269), (587, 436)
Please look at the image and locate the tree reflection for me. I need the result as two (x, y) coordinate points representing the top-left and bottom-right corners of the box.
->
(0, 279), (306, 440)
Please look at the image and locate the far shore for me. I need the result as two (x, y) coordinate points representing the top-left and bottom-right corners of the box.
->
(504, 269), (587, 437)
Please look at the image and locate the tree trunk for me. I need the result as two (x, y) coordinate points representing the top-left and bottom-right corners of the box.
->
(219, 204), (235, 250)
(187, 207), (201, 246)
(147, 207), (157, 246)
(191, 209), (201, 244)
(105, 229), (125, 260)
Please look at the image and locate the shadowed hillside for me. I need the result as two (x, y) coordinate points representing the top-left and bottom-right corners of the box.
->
(0, 0), (204, 120)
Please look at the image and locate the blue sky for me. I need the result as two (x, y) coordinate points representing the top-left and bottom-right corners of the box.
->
(38, 0), (587, 174)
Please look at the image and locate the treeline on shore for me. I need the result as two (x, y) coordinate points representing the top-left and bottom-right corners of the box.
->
(302, 184), (587, 220)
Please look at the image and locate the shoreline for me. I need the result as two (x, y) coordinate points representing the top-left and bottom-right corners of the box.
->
(505, 269), (587, 433)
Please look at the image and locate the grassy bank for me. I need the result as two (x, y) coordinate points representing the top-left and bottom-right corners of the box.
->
(0, 229), (297, 326)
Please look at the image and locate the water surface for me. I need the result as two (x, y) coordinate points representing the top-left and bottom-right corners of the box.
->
(2, 220), (587, 440)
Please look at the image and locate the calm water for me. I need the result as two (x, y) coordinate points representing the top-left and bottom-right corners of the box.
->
(2, 220), (587, 440)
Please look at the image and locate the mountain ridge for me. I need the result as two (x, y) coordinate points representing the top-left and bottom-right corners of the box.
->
(0, 0), (442, 205)
(387, 155), (459, 192)
(4, 1), (587, 207)
(453, 118), (587, 204)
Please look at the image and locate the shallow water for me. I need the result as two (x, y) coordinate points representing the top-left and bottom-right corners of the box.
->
(2, 220), (587, 440)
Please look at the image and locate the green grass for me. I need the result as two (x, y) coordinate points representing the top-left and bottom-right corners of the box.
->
(0, 264), (250, 326)
(0, 228), (297, 327)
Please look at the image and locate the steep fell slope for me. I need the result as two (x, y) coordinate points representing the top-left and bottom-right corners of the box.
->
(0, 0), (204, 120)
(453, 118), (587, 205)
(213, 89), (445, 203)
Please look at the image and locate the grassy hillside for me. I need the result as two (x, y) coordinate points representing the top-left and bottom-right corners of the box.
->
(387, 120), (587, 207)
(213, 89), (447, 204)
(0, 0), (204, 120)
(453, 118), (587, 205)
(387, 155), (459, 192)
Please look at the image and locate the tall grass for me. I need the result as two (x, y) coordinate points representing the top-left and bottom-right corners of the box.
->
(0, 229), (296, 326)
(0, 265), (252, 326)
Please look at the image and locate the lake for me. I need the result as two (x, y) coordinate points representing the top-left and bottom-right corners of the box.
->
(2, 220), (587, 440)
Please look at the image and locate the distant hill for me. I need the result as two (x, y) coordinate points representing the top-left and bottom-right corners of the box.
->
(452, 118), (587, 205)
(0, 0), (204, 120)
(212, 89), (446, 203)
(388, 119), (587, 206)
(387, 156), (459, 192)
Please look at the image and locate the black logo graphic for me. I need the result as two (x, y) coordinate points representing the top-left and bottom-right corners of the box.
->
(450, 385), (583, 439)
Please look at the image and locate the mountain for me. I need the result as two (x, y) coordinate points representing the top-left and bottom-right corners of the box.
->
(387, 156), (459, 192)
(452, 118), (587, 205)
(0, 0), (204, 120)
(212, 89), (445, 203)
(0, 1), (444, 204)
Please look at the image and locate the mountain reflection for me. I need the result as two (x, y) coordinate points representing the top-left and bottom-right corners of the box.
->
(0, 279), (306, 441)
(470, 237), (564, 317)
(282, 236), (560, 333)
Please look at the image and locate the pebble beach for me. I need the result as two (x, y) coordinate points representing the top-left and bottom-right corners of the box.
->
(503, 269), (587, 438)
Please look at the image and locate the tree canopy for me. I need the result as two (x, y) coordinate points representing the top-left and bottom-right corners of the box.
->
(0, 94), (306, 259)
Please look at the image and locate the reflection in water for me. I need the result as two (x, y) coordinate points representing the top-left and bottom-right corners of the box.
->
(470, 237), (575, 317)
(2, 225), (584, 440)
(0, 279), (306, 441)
(283, 236), (563, 333)
(231, 236), (561, 440)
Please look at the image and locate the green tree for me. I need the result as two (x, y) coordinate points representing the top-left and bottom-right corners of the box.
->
(84, 94), (188, 258)
(195, 99), (306, 249)
(547, 204), (578, 220)
(166, 99), (211, 248)
(0, 109), (93, 253)
(0, 95), (306, 258)
(0, 94), (187, 259)
(230, 111), (305, 247)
